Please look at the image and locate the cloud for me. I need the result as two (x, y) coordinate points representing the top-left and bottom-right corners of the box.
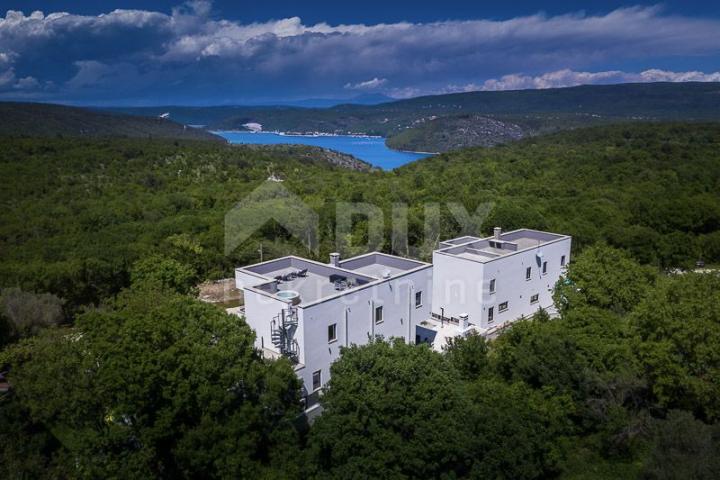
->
(0, 67), (15, 88)
(0, 3), (719, 103)
(637, 69), (720, 83)
(478, 68), (720, 91)
(0, 52), (12, 65)
(344, 77), (387, 90)
(14, 76), (39, 90)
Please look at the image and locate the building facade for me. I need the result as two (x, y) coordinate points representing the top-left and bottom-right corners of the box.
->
(234, 252), (433, 404)
(430, 228), (572, 332)
(232, 227), (571, 406)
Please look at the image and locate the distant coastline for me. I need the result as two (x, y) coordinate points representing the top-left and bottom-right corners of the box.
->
(213, 130), (432, 169)
(396, 148), (440, 155)
(210, 129), (435, 155)
(211, 129), (383, 139)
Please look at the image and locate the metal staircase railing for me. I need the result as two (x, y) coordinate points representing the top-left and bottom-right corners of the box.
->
(270, 305), (299, 363)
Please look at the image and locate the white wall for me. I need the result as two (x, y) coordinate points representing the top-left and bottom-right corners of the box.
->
(235, 269), (269, 289)
(483, 237), (570, 328)
(431, 252), (487, 325)
(296, 267), (432, 393)
(431, 238), (571, 329)
(241, 289), (292, 354)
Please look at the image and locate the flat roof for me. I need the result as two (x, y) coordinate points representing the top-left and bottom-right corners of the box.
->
(437, 229), (570, 263)
(237, 252), (430, 306)
(338, 252), (427, 279)
(439, 235), (482, 247)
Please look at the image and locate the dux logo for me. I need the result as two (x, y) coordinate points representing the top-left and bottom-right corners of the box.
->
(225, 179), (495, 257)
(225, 181), (320, 255)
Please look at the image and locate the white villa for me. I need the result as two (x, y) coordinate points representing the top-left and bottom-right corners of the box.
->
(233, 252), (433, 406)
(422, 228), (572, 343)
(232, 227), (571, 408)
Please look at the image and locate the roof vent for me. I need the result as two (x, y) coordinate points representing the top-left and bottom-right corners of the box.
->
(459, 313), (469, 331)
(493, 227), (502, 240)
(329, 252), (340, 267)
(382, 270), (392, 279)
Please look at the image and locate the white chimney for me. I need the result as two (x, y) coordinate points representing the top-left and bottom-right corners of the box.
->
(459, 313), (469, 331)
(493, 227), (502, 240)
(329, 252), (340, 267)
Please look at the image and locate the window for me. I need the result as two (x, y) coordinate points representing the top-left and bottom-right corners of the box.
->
(488, 306), (494, 323)
(415, 291), (423, 308)
(312, 370), (322, 391)
(561, 255), (566, 266)
(374, 305), (384, 324)
(489, 278), (496, 293)
(530, 293), (539, 304)
(542, 261), (548, 274)
(328, 323), (337, 343)
(526, 266), (532, 280)
(499, 301), (509, 312)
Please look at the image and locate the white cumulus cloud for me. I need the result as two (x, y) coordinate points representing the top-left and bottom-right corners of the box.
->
(344, 77), (387, 90)
(0, 3), (719, 103)
(478, 68), (720, 91)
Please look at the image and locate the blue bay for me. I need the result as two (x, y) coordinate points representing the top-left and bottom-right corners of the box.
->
(214, 131), (431, 170)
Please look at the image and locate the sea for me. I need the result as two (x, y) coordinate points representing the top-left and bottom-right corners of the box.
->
(214, 131), (432, 170)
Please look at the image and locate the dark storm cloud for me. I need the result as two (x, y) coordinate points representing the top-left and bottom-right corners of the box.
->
(1, 2), (719, 103)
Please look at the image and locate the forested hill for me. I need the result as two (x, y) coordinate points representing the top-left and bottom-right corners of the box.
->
(398, 122), (720, 266)
(2, 122), (720, 478)
(106, 82), (720, 152)
(385, 114), (525, 152)
(1, 122), (718, 313)
(384, 81), (720, 118)
(0, 102), (224, 142)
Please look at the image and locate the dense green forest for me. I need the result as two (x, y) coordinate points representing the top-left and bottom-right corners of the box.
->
(2, 122), (720, 478)
(2, 122), (717, 311)
(0, 102), (223, 142)
(384, 113), (524, 152)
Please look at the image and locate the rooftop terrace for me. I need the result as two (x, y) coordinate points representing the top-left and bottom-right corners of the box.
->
(238, 253), (430, 306)
(437, 228), (570, 263)
(438, 235), (482, 248)
(338, 252), (427, 279)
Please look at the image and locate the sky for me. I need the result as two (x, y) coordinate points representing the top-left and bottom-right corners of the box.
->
(1, 1), (719, 105)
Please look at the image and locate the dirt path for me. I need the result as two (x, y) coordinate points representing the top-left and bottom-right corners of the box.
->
(198, 278), (243, 308)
